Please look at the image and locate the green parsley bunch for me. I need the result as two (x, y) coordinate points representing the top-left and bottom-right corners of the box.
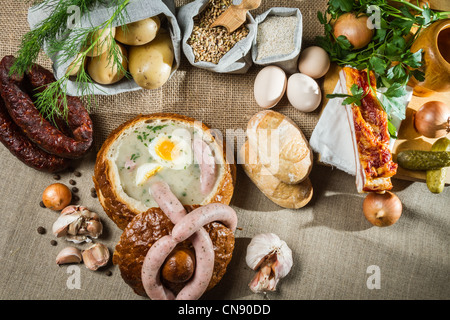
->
(317, 0), (450, 137)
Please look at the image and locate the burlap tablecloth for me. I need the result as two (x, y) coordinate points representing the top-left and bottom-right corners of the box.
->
(0, 0), (449, 300)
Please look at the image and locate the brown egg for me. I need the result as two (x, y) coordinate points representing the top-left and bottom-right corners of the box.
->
(298, 46), (330, 79)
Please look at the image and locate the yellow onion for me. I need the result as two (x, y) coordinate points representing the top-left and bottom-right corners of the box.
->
(42, 183), (72, 211)
(333, 13), (374, 50)
(414, 101), (450, 138)
(363, 192), (402, 227)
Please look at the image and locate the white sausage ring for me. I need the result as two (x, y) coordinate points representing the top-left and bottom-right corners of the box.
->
(141, 181), (237, 300)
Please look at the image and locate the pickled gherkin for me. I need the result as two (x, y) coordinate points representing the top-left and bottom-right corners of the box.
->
(397, 150), (450, 171)
(426, 138), (450, 193)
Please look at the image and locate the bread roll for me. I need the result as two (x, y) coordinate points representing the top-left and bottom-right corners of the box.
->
(93, 113), (235, 230)
(238, 140), (313, 209)
(112, 205), (235, 297)
(247, 110), (312, 184)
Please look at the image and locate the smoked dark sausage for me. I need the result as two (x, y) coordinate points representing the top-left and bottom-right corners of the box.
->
(0, 96), (71, 172)
(0, 55), (93, 159)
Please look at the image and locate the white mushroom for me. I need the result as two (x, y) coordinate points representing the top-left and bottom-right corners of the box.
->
(246, 233), (293, 293)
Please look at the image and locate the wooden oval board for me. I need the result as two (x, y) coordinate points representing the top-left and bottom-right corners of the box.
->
(321, 63), (450, 184)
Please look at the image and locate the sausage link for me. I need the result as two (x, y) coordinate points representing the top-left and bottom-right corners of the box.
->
(140, 230), (215, 300)
(25, 63), (74, 137)
(150, 181), (187, 222)
(0, 96), (71, 172)
(193, 138), (217, 195)
(0, 56), (93, 159)
(171, 203), (238, 243)
(175, 229), (214, 300)
(26, 62), (93, 142)
(141, 235), (177, 300)
(145, 181), (216, 300)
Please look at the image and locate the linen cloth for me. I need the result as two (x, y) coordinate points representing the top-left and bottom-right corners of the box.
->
(27, 0), (181, 96)
(251, 7), (303, 74)
(0, 0), (448, 300)
(177, 0), (257, 74)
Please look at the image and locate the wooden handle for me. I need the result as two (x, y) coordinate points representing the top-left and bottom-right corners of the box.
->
(236, 0), (261, 11)
(211, 0), (261, 33)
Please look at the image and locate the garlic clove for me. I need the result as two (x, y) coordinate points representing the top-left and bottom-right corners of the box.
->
(66, 234), (90, 244)
(82, 210), (100, 221)
(67, 215), (84, 235)
(53, 205), (103, 243)
(249, 264), (277, 293)
(61, 205), (87, 215)
(56, 247), (83, 265)
(52, 212), (82, 237)
(82, 243), (110, 271)
(85, 220), (103, 239)
(272, 254), (292, 281)
(246, 233), (293, 293)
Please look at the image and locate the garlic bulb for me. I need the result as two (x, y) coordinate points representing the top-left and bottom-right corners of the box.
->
(246, 233), (293, 293)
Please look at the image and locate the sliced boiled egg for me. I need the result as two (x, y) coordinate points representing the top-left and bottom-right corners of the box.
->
(135, 163), (163, 186)
(148, 133), (193, 170)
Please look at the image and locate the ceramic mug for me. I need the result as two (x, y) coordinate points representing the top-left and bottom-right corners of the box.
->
(409, 19), (450, 97)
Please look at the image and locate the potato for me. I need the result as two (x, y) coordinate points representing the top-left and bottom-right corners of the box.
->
(87, 42), (128, 85)
(238, 140), (313, 209)
(128, 30), (174, 90)
(66, 53), (86, 76)
(115, 16), (161, 46)
(82, 27), (116, 57)
(247, 110), (313, 184)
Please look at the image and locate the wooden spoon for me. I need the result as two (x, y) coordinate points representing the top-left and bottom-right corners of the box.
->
(211, 0), (261, 33)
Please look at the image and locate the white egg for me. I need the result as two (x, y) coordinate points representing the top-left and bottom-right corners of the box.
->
(254, 66), (287, 109)
(286, 73), (322, 112)
(135, 163), (163, 186)
(148, 133), (193, 170)
(297, 46), (330, 79)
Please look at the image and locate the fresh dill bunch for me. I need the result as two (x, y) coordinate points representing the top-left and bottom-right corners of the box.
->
(12, 0), (99, 76)
(13, 0), (130, 121)
(36, 26), (130, 120)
